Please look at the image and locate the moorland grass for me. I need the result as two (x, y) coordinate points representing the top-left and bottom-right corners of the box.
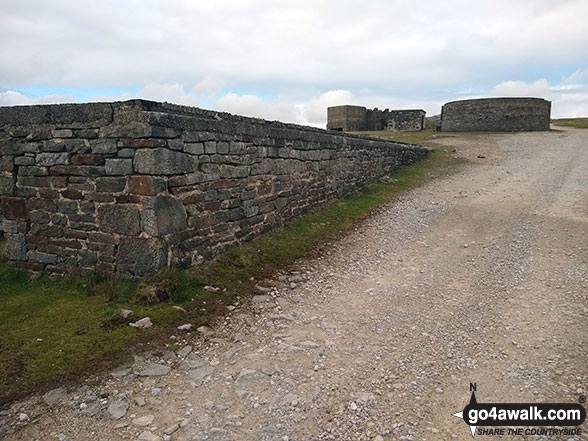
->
(551, 118), (588, 129)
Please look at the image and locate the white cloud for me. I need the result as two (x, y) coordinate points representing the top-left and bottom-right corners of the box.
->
(0, 90), (75, 106)
(491, 79), (552, 98)
(491, 77), (588, 118)
(214, 92), (301, 123)
(120, 82), (199, 106)
(1, 0), (587, 93)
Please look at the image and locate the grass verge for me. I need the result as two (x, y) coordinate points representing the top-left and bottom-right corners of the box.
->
(0, 147), (463, 405)
(551, 118), (588, 129)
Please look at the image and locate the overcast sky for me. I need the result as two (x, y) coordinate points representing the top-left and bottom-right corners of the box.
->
(1, 0), (587, 126)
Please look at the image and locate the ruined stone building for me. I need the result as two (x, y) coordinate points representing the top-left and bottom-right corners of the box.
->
(327, 105), (425, 132)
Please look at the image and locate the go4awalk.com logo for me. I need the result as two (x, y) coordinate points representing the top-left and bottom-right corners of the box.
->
(452, 384), (586, 437)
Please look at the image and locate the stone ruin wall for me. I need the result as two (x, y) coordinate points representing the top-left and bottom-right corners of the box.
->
(0, 100), (428, 279)
(371, 109), (425, 132)
(327, 105), (425, 132)
(440, 97), (551, 132)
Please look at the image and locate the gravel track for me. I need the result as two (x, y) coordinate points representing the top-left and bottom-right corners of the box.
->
(2, 128), (587, 441)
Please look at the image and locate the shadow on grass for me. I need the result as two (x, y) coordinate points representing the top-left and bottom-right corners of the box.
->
(0, 148), (464, 405)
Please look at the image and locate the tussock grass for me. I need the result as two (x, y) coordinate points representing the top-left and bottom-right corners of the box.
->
(551, 118), (588, 129)
(0, 147), (462, 405)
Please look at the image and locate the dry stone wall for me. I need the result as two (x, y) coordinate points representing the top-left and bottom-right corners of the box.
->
(440, 97), (551, 132)
(0, 100), (428, 278)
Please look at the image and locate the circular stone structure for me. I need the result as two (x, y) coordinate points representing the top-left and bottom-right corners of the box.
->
(440, 97), (551, 132)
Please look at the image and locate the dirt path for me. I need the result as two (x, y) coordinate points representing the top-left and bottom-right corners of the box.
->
(2, 128), (587, 441)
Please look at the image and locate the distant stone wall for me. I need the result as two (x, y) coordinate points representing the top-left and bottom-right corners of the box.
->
(0, 100), (428, 278)
(384, 110), (426, 132)
(327, 106), (425, 132)
(440, 97), (551, 132)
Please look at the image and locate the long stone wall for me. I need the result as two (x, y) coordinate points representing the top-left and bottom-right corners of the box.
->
(0, 100), (428, 278)
(440, 97), (551, 132)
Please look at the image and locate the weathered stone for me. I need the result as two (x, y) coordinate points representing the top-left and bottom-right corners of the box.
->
(19, 166), (49, 176)
(0, 155), (14, 171)
(13, 156), (34, 166)
(138, 431), (161, 441)
(136, 363), (170, 376)
(141, 195), (187, 236)
(1, 197), (29, 220)
(116, 237), (168, 277)
(134, 148), (197, 175)
(4, 233), (27, 261)
(97, 205), (140, 235)
(163, 423), (181, 435)
(188, 365), (214, 384)
(105, 158), (133, 175)
(235, 368), (269, 384)
(127, 176), (155, 195)
(36, 152), (69, 167)
(71, 154), (104, 165)
(43, 387), (67, 406)
(132, 414), (154, 426)
(0, 175), (15, 195)
(129, 317), (152, 328)
(95, 177), (126, 193)
(28, 251), (58, 264)
(90, 139), (117, 154)
(117, 148), (134, 158)
(184, 142), (204, 155)
(217, 142), (229, 154)
(51, 129), (73, 138)
(107, 401), (129, 420)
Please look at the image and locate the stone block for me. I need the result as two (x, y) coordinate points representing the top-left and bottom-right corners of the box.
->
(133, 148), (197, 175)
(118, 138), (167, 148)
(50, 176), (68, 188)
(51, 129), (73, 138)
(184, 143), (204, 155)
(217, 142), (229, 154)
(48, 165), (104, 177)
(204, 141), (217, 154)
(95, 177), (126, 193)
(116, 237), (168, 278)
(90, 139), (117, 154)
(97, 205), (141, 235)
(4, 233), (27, 261)
(13, 156), (34, 166)
(0, 156), (14, 171)
(58, 200), (79, 214)
(77, 250), (97, 267)
(167, 139), (183, 151)
(18, 176), (50, 188)
(71, 154), (105, 165)
(127, 176), (155, 195)
(19, 166), (49, 176)
(141, 195), (187, 236)
(28, 251), (58, 264)
(105, 158), (133, 175)
(36, 152), (70, 166)
(1, 197), (29, 220)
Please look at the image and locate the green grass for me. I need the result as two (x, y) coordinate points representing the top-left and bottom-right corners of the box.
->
(0, 147), (463, 405)
(551, 118), (588, 129)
